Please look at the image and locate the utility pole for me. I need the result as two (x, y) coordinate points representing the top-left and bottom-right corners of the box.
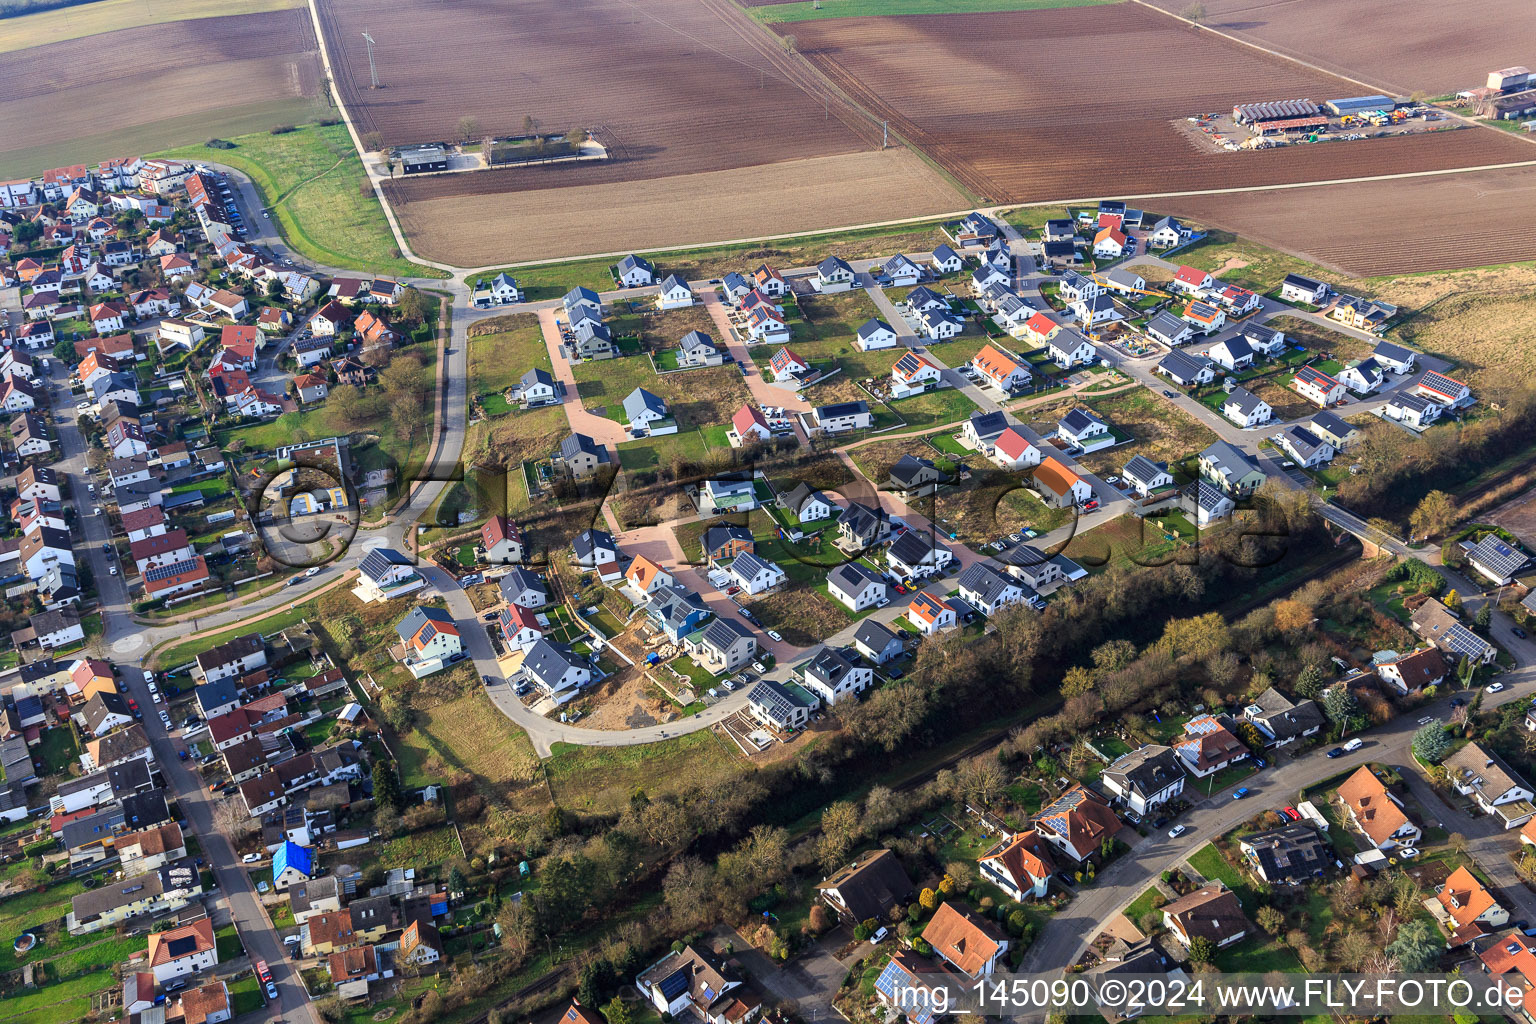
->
(362, 31), (380, 89)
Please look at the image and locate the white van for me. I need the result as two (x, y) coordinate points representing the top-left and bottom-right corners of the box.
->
(1342, 737), (1364, 752)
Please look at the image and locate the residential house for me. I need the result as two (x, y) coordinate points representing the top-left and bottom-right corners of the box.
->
(637, 944), (749, 1022)
(727, 551), (786, 596)
(837, 501), (890, 549)
(890, 351), (943, 398)
(1372, 341), (1417, 375)
(752, 265), (788, 297)
(303, 910), (357, 957)
(978, 829), (1056, 901)
(1057, 406), (1112, 451)
(970, 344), (1030, 393)
(1121, 455), (1174, 498)
(888, 454), (947, 498)
(1428, 865), (1509, 946)
(701, 523), (753, 564)
(1242, 687), (1325, 748)
(956, 562), (1027, 616)
(522, 640), (593, 704)
(655, 274), (693, 310)
(925, 901), (1010, 979)
(1161, 884), (1248, 951)
(1206, 336), (1255, 372)
(572, 529), (620, 579)
(513, 367), (560, 408)
(1170, 265), (1213, 295)
(797, 645), (872, 706)
(917, 307), (962, 340)
(399, 919), (444, 967)
(1198, 441), (1265, 497)
(498, 604), (544, 653)
(1292, 365), (1345, 407)
(1148, 216), (1187, 248)
(1280, 274), (1329, 305)
(811, 401), (872, 434)
(856, 318), (899, 351)
(354, 548), (426, 602)
(746, 678), (816, 731)
(67, 859), (201, 934)
(729, 404), (773, 446)
(614, 254), (655, 287)
(1382, 391), (1443, 430)
(1377, 647), (1447, 695)
(1156, 349), (1214, 386)
(1093, 225), (1126, 258)
(1339, 358), (1386, 394)
(1181, 300), (1226, 334)
(963, 410), (1008, 452)
(816, 848), (913, 924)
(853, 618), (904, 665)
(624, 388), (674, 435)
(1411, 598), (1498, 666)
(146, 918), (217, 984)
(555, 432), (612, 479)
(904, 591), (956, 636)
(1034, 786), (1122, 863)
(193, 633), (266, 683)
(1048, 329), (1099, 367)
(827, 563), (888, 613)
(1337, 765), (1422, 850)
(1172, 714), (1248, 778)
(887, 530), (953, 579)
(1031, 457), (1092, 508)
(1222, 386), (1272, 428)
(698, 477), (757, 516)
(816, 256), (855, 292)
(780, 482), (832, 523)
(1276, 425), (1335, 467)
(881, 253), (923, 286)
(677, 330), (723, 367)
(480, 515), (525, 564)
(1443, 743), (1536, 828)
(1101, 744), (1185, 817)
(1238, 823), (1331, 884)
(1466, 534), (1533, 586)
(688, 617), (756, 675)
(990, 428), (1040, 471)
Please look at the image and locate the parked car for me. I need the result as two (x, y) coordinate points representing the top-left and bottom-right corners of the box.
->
(1231, 787), (1250, 800)
(1168, 824), (1188, 838)
(1514, 627), (1529, 639)
(1398, 847), (1420, 860)
(1326, 747), (1344, 758)
(1283, 806), (1301, 821)
(1489, 682), (1507, 693)
(767, 630), (783, 642)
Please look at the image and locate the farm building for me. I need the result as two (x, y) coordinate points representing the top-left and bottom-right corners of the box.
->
(1488, 67), (1536, 93)
(398, 145), (449, 174)
(1232, 98), (1318, 123)
(1325, 95), (1397, 116)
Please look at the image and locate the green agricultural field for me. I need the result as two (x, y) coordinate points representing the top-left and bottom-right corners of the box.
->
(752, 0), (1117, 20)
(155, 124), (442, 278)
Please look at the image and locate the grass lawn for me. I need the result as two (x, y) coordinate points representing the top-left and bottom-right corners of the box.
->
(616, 428), (714, 471)
(155, 123), (440, 278)
(1215, 934), (1302, 973)
(229, 975), (265, 1017)
(1122, 885), (1164, 927)
(888, 387), (978, 429)
(0, 969), (114, 1021)
(572, 358), (749, 432)
(369, 824), (462, 871)
(33, 726), (78, 775)
(1267, 315), (1375, 363)
(215, 924), (244, 961)
(396, 691), (541, 793)
(466, 312), (551, 405)
(795, 290), (884, 343)
(1186, 843), (1252, 904)
(545, 731), (743, 816)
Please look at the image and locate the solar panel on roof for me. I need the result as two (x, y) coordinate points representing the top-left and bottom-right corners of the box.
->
(144, 559), (199, 583)
(657, 969), (689, 1000)
(167, 935), (197, 957)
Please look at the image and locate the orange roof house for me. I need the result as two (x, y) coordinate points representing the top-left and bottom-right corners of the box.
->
(1337, 766), (1421, 849)
(923, 901), (1009, 978)
(979, 829), (1056, 900)
(1021, 311), (1060, 342)
(1034, 785), (1122, 862)
(147, 918), (215, 970)
(1031, 456), (1088, 507)
(624, 556), (670, 595)
(970, 344), (1027, 389)
(1433, 865), (1508, 945)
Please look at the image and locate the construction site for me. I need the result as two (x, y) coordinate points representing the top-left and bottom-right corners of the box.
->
(1179, 95), (1462, 152)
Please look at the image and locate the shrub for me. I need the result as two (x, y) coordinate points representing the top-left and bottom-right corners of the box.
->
(205, 139), (236, 150)
(270, 124), (297, 135)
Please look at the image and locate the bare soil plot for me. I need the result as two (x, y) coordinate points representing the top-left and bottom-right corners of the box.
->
(744, 586), (849, 646)
(1142, 0), (1536, 98)
(388, 148), (964, 266)
(0, 10), (325, 176)
(0, 0), (303, 53)
(785, 4), (1533, 203)
(1248, 377), (1317, 421)
(1266, 316), (1373, 363)
(1158, 166), (1536, 278)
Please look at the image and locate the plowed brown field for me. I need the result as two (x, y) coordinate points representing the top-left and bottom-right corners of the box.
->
(0, 10), (324, 175)
(785, 4), (1535, 202)
(1142, 0), (1536, 98)
(1159, 166), (1536, 277)
(316, 0), (876, 174)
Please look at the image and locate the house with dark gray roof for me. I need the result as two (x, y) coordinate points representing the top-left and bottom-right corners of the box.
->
(1221, 386), (1271, 428)
(956, 562), (1027, 616)
(853, 618), (904, 665)
(1121, 455), (1173, 497)
(1275, 425), (1334, 467)
(623, 388), (673, 434)
(780, 482), (833, 522)
(837, 502), (890, 549)
(827, 563), (888, 613)
(747, 679), (816, 731)
(676, 330), (723, 367)
(521, 640), (591, 704)
(688, 617), (756, 675)
(1101, 744), (1185, 817)
(1242, 687), (1325, 748)
(498, 567), (548, 609)
(555, 432), (610, 479)
(614, 254), (655, 287)
(888, 454), (946, 497)
(798, 646), (872, 705)
(1156, 349), (1213, 385)
(1198, 442), (1264, 497)
(1238, 823), (1331, 884)
(887, 530), (953, 579)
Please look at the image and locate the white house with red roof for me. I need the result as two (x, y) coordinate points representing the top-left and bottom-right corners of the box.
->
(979, 829), (1056, 900)
(729, 405), (773, 447)
(90, 301), (128, 334)
(906, 591), (957, 635)
(990, 427), (1041, 471)
(1414, 370), (1473, 409)
(480, 515), (525, 564)
(1169, 265), (1214, 295)
(890, 351), (943, 399)
(497, 604), (544, 652)
(970, 344), (1030, 393)
(1291, 365), (1345, 407)
(142, 557), (211, 600)
(395, 607), (463, 678)
(1092, 225), (1127, 258)
(769, 347), (810, 383)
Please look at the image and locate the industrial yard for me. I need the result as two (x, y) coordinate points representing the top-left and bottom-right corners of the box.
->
(1180, 96), (1463, 153)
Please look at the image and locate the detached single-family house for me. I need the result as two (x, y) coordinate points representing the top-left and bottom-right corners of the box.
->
(623, 388), (674, 435)
(1121, 455), (1174, 498)
(1171, 714), (1249, 778)
(1222, 387), (1272, 428)
(828, 563), (888, 613)
(811, 401), (872, 434)
(856, 318), (899, 351)
(881, 253), (923, 287)
(1198, 441), (1264, 497)
(1238, 824), (1331, 885)
(1148, 216), (1187, 248)
(815, 848), (913, 924)
(990, 427), (1040, 471)
(514, 367), (560, 408)
(687, 617), (757, 675)
(890, 350), (943, 398)
(572, 529), (620, 579)
(925, 902), (1010, 979)
(1292, 365), (1345, 407)
(888, 454), (947, 498)
(727, 551), (786, 595)
(1443, 743), (1536, 828)
(1101, 744), (1185, 817)
(917, 307), (962, 340)
(1170, 265), (1214, 295)
(556, 432), (612, 479)
(1048, 329), (1098, 367)
(1338, 765), (1421, 850)
(1280, 273), (1329, 305)
(970, 344), (1030, 393)
(1034, 786), (1122, 863)
(521, 639), (593, 704)
(615, 254), (656, 287)
(1057, 407), (1112, 451)
(1242, 687), (1325, 748)
(1157, 349), (1213, 386)
(798, 645), (873, 705)
(655, 274), (693, 310)
(905, 591), (957, 635)
(1031, 456), (1092, 508)
(816, 256), (855, 292)
(677, 330), (723, 367)
(931, 244), (963, 273)
(480, 515), (525, 565)
(854, 618), (904, 666)
(1382, 392), (1443, 430)
(1377, 647), (1447, 695)
(1207, 336), (1255, 372)
(979, 829), (1056, 901)
(1338, 358), (1385, 395)
(1275, 425), (1335, 467)
(887, 530), (953, 581)
(1466, 534), (1533, 587)
(956, 562), (1027, 616)
(730, 404), (773, 446)
(1372, 341), (1417, 375)
(1162, 884), (1248, 952)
